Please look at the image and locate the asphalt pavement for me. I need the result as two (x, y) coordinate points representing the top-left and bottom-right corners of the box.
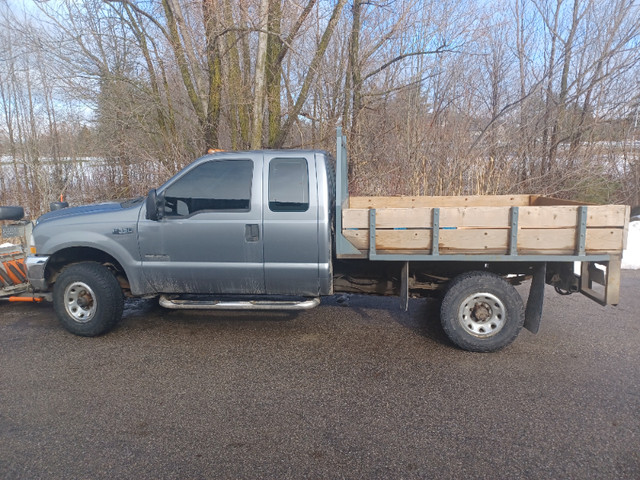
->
(1, 271), (639, 479)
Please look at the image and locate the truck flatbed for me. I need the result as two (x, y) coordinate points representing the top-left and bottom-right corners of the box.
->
(333, 129), (628, 307)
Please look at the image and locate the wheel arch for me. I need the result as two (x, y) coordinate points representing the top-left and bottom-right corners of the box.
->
(45, 247), (130, 291)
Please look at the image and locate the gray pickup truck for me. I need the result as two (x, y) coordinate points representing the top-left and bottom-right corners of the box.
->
(24, 130), (629, 351)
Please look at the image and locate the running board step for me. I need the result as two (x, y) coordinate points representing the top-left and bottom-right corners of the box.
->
(159, 295), (320, 311)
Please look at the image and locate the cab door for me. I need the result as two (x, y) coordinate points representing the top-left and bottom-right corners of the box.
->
(262, 153), (320, 295)
(138, 153), (264, 294)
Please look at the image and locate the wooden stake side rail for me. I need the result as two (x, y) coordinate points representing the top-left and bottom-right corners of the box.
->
(341, 198), (629, 257)
(347, 194), (592, 209)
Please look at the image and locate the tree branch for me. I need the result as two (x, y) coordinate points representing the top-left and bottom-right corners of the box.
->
(362, 45), (458, 82)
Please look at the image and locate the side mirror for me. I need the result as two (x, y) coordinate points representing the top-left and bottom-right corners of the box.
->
(145, 189), (162, 220)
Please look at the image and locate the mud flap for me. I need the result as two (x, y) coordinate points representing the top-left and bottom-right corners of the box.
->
(524, 262), (546, 334)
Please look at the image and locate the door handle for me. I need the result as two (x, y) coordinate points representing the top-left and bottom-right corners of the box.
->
(245, 224), (260, 242)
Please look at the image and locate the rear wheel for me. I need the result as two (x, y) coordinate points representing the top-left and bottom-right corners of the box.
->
(53, 262), (124, 336)
(441, 271), (524, 352)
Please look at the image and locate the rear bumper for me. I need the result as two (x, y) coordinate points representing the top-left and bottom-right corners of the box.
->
(26, 255), (50, 291)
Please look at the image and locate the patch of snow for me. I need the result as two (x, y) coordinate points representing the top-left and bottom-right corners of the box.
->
(0, 242), (18, 248)
(622, 220), (640, 270)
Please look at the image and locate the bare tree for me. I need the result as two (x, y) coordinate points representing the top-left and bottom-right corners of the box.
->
(251, 0), (270, 149)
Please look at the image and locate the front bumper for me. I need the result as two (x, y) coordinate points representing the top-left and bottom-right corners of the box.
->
(26, 255), (50, 291)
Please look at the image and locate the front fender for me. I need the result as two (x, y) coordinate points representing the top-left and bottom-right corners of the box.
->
(40, 231), (151, 295)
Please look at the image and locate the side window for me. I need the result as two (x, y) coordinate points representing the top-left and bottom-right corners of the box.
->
(163, 159), (253, 216)
(269, 158), (309, 212)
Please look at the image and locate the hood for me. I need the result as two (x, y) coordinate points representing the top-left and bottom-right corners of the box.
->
(36, 199), (140, 225)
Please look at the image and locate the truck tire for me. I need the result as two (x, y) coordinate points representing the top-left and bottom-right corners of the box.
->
(441, 271), (524, 352)
(0, 206), (24, 221)
(53, 262), (124, 336)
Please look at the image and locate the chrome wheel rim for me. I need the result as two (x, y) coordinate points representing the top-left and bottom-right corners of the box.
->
(64, 281), (97, 323)
(458, 292), (506, 337)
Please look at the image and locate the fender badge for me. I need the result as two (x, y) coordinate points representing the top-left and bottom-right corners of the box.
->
(112, 227), (134, 235)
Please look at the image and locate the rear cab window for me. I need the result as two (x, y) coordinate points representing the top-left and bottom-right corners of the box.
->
(268, 158), (309, 212)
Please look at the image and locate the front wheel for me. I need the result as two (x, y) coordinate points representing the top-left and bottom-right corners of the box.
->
(440, 271), (524, 352)
(53, 262), (124, 336)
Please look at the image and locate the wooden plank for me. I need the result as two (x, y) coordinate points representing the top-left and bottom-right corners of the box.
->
(348, 194), (623, 212)
(439, 229), (509, 254)
(341, 230), (367, 250)
(341, 208), (366, 228)
(343, 226), (624, 254)
(348, 194), (534, 209)
(530, 195), (593, 206)
(440, 207), (512, 228)
(343, 229), (433, 250)
(586, 229), (625, 253)
(518, 228), (624, 253)
(343, 204), (628, 230)
(518, 205), (628, 228)
(345, 229), (509, 253)
(343, 208), (434, 229)
(344, 206), (515, 229)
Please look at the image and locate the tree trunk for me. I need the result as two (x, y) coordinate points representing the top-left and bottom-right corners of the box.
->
(222, 0), (250, 149)
(272, 0), (348, 148)
(549, 0), (581, 169)
(251, 0), (270, 149)
(541, 0), (561, 176)
(349, 0), (362, 141)
(161, 0), (205, 127)
(203, 0), (222, 148)
(266, 0), (282, 147)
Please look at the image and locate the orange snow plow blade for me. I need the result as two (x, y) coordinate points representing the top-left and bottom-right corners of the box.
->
(0, 247), (27, 286)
